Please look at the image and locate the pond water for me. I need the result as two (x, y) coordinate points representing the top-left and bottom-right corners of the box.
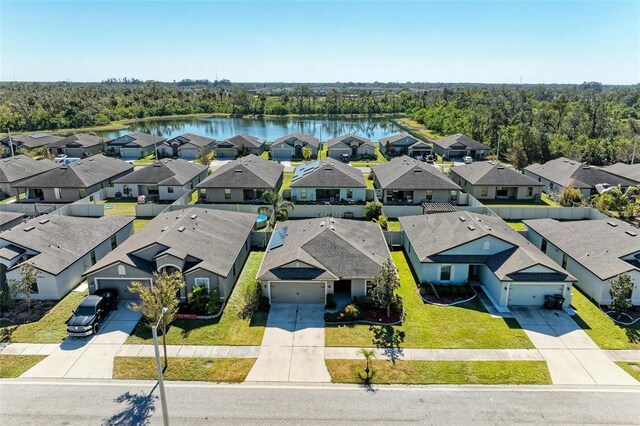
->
(95, 116), (401, 142)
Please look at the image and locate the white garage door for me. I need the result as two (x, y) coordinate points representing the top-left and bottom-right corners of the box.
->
(121, 147), (144, 159)
(270, 281), (325, 304)
(508, 284), (564, 306)
(271, 148), (293, 160)
(95, 279), (145, 300)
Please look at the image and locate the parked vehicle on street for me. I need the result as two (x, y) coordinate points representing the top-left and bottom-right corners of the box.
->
(463, 156), (473, 164)
(66, 289), (118, 336)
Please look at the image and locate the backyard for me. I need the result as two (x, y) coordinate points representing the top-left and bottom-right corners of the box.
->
(101, 198), (137, 216)
(279, 172), (293, 195)
(325, 251), (533, 349)
(125, 252), (267, 346)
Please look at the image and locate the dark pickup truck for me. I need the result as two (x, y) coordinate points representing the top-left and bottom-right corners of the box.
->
(67, 289), (118, 337)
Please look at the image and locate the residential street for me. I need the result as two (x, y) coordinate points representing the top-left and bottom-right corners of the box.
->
(1, 380), (639, 424)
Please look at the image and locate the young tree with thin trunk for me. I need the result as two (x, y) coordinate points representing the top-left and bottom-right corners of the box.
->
(8, 262), (42, 310)
(609, 273), (633, 319)
(370, 258), (400, 317)
(129, 271), (184, 369)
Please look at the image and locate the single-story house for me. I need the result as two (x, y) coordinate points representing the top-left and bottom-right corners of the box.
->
(601, 162), (640, 185)
(197, 154), (284, 203)
(432, 134), (490, 160)
(400, 212), (575, 308)
(215, 134), (266, 159)
(256, 218), (390, 303)
(326, 134), (375, 160)
(14, 154), (133, 203)
(112, 159), (208, 201)
(524, 218), (640, 306)
(270, 133), (320, 160)
(372, 155), (461, 204)
(0, 212), (25, 232)
(158, 133), (216, 160)
(84, 208), (257, 301)
(378, 133), (433, 158)
(289, 159), (367, 203)
(48, 133), (110, 158)
(0, 155), (57, 199)
(524, 157), (634, 197)
(449, 161), (544, 200)
(0, 215), (133, 300)
(0, 133), (63, 157)
(106, 132), (167, 159)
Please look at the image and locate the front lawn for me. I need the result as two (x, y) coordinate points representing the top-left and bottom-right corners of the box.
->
(570, 287), (640, 349)
(113, 357), (255, 382)
(125, 252), (267, 346)
(325, 251), (533, 349)
(616, 362), (640, 382)
(326, 360), (551, 385)
(0, 355), (46, 378)
(101, 198), (137, 216)
(0, 290), (87, 343)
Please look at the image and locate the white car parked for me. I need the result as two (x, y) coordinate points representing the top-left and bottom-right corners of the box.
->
(463, 156), (473, 164)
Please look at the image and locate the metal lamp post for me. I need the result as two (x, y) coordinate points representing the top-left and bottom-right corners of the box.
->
(152, 307), (170, 426)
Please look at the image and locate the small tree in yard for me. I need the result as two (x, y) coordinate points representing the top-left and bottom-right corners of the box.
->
(8, 262), (42, 310)
(358, 348), (376, 384)
(559, 187), (582, 207)
(129, 271), (184, 369)
(364, 201), (383, 221)
(195, 147), (212, 165)
(370, 258), (400, 317)
(609, 273), (633, 319)
(302, 146), (312, 161)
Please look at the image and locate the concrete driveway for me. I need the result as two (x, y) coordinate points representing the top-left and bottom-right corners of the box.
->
(246, 303), (330, 383)
(21, 302), (142, 379)
(511, 307), (637, 385)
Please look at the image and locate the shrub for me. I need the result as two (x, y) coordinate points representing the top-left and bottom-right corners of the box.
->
(367, 172), (374, 180)
(188, 285), (211, 315)
(377, 215), (388, 231)
(364, 201), (383, 221)
(259, 296), (271, 312)
(325, 293), (336, 309)
(391, 295), (403, 314)
(344, 303), (362, 321)
(559, 187), (582, 207)
(352, 296), (375, 311)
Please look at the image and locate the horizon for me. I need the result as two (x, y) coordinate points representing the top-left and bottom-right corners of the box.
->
(1, 0), (639, 85)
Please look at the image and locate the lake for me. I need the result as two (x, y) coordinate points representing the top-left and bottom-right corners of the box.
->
(95, 116), (402, 142)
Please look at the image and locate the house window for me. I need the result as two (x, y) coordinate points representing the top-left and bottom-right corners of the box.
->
(167, 186), (174, 194)
(481, 187), (488, 197)
(79, 188), (86, 198)
(562, 254), (568, 269)
(301, 188), (307, 199)
(224, 189), (231, 199)
(194, 277), (210, 290)
(54, 188), (62, 200)
(366, 280), (373, 295)
(346, 188), (353, 199)
(110, 235), (117, 250)
(450, 191), (458, 202)
(118, 265), (126, 275)
(527, 187), (533, 197)
(90, 250), (96, 265)
(425, 190), (433, 201)
(30, 282), (39, 294)
(541, 238), (548, 253)
(440, 265), (452, 281)
(483, 241), (491, 251)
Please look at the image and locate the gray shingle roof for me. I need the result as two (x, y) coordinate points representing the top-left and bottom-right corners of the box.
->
(433, 134), (491, 151)
(372, 156), (460, 190)
(108, 132), (167, 148)
(399, 212), (573, 282)
(523, 218), (640, 280)
(378, 133), (420, 146)
(48, 133), (111, 148)
(0, 155), (57, 184)
(0, 215), (133, 276)
(15, 154), (133, 189)
(525, 157), (634, 189)
(84, 207), (257, 278)
(450, 161), (543, 186)
(257, 218), (390, 281)
(220, 134), (265, 149)
(290, 159), (365, 188)
(113, 159), (207, 186)
(602, 163), (640, 184)
(0, 134), (64, 150)
(0, 212), (25, 228)
(165, 133), (216, 148)
(197, 154), (283, 189)
(271, 133), (320, 149)
(326, 134), (374, 149)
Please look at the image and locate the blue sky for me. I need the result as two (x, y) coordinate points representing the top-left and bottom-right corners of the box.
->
(1, 1), (638, 84)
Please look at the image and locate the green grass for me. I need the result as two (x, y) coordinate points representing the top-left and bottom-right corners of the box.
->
(260, 151), (270, 159)
(365, 176), (375, 189)
(279, 172), (293, 195)
(132, 153), (156, 166)
(125, 252), (267, 346)
(506, 220), (526, 231)
(616, 362), (640, 382)
(395, 118), (441, 141)
(101, 198), (137, 216)
(0, 290), (87, 343)
(570, 287), (640, 349)
(0, 355), (46, 378)
(133, 218), (151, 232)
(189, 191), (198, 204)
(386, 220), (402, 231)
(113, 357), (255, 382)
(326, 360), (551, 385)
(541, 193), (560, 207)
(325, 251), (533, 349)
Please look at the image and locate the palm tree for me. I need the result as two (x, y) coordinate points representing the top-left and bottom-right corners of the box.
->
(258, 190), (294, 227)
(358, 348), (376, 384)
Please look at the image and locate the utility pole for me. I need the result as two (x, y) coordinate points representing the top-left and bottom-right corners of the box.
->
(7, 128), (15, 157)
(152, 307), (170, 426)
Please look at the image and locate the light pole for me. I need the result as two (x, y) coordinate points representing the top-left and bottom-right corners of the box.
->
(152, 307), (169, 426)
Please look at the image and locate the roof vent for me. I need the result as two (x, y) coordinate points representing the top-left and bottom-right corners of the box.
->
(153, 163), (161, 167)
(320, 221), (325, 227)
(330, 218), (335, 224)
(607, 221), (618, 227)
(60, 166), (68, 170)
(468, 225), (476, 231)
(626, 230), (637, 237)
(459, 216), (466, 222)
(497, 166), (505, 170)
(161, 226), (168, 232)
(178, 226), (185, 232)
(38, 219), (49, 225)
(235, 169), (242, 173)
(475, 217), (482, 222)
(24, 226), (35, 232)
(330, 225), (336, 231)
(88, 158), (94, 161)
(190, 214), (198, 219)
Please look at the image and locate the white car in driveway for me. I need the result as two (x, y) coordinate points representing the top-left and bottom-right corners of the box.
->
(463, 156), (473, 164)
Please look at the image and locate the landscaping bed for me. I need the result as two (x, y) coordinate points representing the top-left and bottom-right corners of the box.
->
(325, 295), (403, 325)
(419, 283), (476, 305)
(599, 305), (640, 325)
(113, 357), (255, 382)
(326, 360), (551, 385)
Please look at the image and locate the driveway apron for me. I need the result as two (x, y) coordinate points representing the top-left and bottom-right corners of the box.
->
(246, 303), (330, 383)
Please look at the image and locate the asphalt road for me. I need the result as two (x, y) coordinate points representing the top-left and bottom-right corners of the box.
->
(1, 379), (639, 425)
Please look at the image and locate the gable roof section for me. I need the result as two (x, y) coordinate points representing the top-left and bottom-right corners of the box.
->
(109, 132), (167, 148)
(450, 161), (543, 186)
(433, 134), (490, 151)
(326, 134), (374, 149)
(525, 157), (634, 189)
(166, 133), (215, 148)
(400, 212), (573, 282)
(0, 155), (57, 184)
(602, 163), (640, 184)
(524, 218), (640, 280)
(15, 154), (133, 189)
(290, 159), (366, 188)
(0, 215), (133, 276)
(271, 133), (320, 149)
(113, 159), (208, 186)
(257, 218), (390, 281)
(379, 133), (420, 146)
(85, 208), (257, 278)
(220, 134), (265, 149)
(0, 133), (64, 150)
(372, 156), (460, 190)
(48, 133), (111, 149)
(197, 154), (283, 189)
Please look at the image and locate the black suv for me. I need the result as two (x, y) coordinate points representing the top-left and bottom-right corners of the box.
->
(67, 289), (118, 337)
